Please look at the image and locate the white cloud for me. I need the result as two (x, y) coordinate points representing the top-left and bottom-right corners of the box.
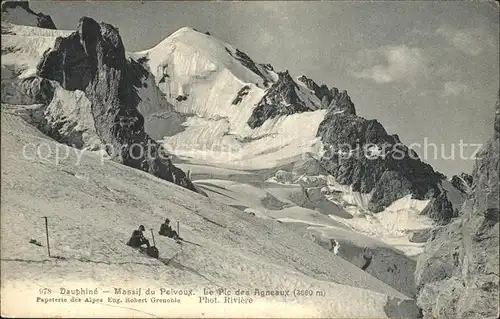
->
(441, 81), (467, 97)
(436, 25), (494, 56)
(351, 45), (427, 84)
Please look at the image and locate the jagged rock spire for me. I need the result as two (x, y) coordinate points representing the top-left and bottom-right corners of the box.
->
(36, 17), (197, 193)
(1, 0), (57, 29)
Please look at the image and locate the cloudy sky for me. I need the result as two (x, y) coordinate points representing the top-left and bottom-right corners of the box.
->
(32, 1), (499, 177)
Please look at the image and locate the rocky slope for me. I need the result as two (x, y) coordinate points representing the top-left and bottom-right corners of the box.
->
(415, 93), (499, 318)
(247, 71), (311, 128)
(297, 75), (356, 114)
(419, 191), (456, 224)
(451, 172), (473, 195)
(1, 1), (56, 29)
(248, 73), (357, 129)
(1, 17), (197, 192)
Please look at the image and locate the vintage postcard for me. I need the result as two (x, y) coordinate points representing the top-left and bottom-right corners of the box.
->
(1, 0), (499, 318)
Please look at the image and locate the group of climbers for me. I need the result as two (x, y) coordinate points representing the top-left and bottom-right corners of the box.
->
(126, 218), (182, 257)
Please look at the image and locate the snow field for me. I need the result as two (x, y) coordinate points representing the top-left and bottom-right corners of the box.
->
(1, 110), (419, 317)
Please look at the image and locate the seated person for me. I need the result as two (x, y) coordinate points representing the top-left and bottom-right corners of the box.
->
(127, 225), (150, 248)
(159, 218), (182, 240)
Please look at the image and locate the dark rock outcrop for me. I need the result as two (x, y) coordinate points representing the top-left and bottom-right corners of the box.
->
(234, 49), (268, 85)
(231, 85), (251, 105)
(297, 75), (356, 114)
(316, 110), (443, 215)
(1, 1), (57, 29)
(415, 93), (499, 318)
(260, 63), (274, 72)
(293, 76), (442, 215)
(247, 70), (310, 128)
(35, 17), (197, 192)
(326, 88), (357, 115)
(35, 12), (55, 29)
(451, 172), (473, 195)
(420, 190), (456, 225)
(297, 75), (330, 104)
(225, 47), (273, 87)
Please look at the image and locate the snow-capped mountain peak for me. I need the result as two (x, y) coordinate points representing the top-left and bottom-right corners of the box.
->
(135, 26), (277, 91)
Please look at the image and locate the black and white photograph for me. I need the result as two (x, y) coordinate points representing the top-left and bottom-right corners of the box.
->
(1, 0), (499, 317)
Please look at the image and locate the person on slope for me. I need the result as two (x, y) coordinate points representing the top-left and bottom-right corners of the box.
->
(158, 218), (182, 240)
(127, 225), (150, 248)
(361, 247), (373, 271)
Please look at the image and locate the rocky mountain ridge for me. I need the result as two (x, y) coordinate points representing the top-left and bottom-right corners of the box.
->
(247, 64), (449, 221)
(316, 109), (445, 218)
(297, 75), (356, 114)
(415, 93), (499, 318)
(247, 70), (311, 128)
(230, 47), (448, 221)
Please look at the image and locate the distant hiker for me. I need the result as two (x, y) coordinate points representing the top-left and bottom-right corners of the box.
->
(127, 225), (150, 248)
(361, 247), (373, 270)
(159, 218), (182, 240)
